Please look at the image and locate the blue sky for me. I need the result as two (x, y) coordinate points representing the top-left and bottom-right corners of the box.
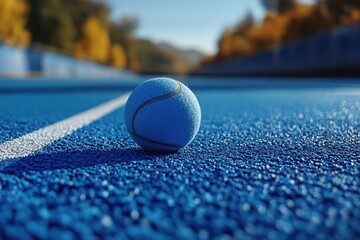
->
(104, 0), (315, 54)
(105, 0), (266, 54)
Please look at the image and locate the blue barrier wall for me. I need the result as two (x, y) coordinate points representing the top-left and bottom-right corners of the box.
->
(0, 44), (132, 78)
(0, 45), (29, 76)
(198, 23), (360, 75)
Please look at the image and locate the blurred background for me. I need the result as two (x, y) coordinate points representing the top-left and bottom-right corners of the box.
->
(0, 0), (359, 77)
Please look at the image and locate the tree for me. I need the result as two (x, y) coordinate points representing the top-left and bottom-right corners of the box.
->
(233, 13), (255, 36)
(74, 16), (110, 63)
(132, 39), (174, 73)
(217, 29), (235, 58)
(27, 0), (112, 53)
(216, 13), (256, 59)
(27, 0), (76, 53)
(261, 0), (297, 13)
(63, 0), (110, 40)
(110, 17), (138, 51)
(110, 43), (126, 68)
(318, 0), (360, 24)
(0, 0), (30, 47)
(282, 4), (334, 42)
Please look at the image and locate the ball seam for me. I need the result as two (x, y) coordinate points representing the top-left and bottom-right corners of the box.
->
(130, 81), (183, 149)
(128, 130), (182, 149)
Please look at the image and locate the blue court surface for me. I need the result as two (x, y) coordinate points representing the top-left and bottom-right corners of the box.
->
(0, 77), (359, 239)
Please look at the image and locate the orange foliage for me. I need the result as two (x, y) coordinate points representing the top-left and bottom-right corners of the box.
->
(264, 13), (288, 44)
(127, 47), (141, 72)
(247, 13), (288, 51)
(243, 4), (329, 54)
(74, 16), (110, 63)
(110, 43), (126, 68)
(218, 30), (234, 58)
(218, 30), (254, 59)
(232, 36), (253, 55)
(0, 0), (30, 47)
(201, 55), (216, 64)
(340, 9), (360, 25)
(215, 2), (359, 61)
(281, 4), (334, 43)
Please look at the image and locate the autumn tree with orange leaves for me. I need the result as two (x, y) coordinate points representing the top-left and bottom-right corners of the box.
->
(0, 0), (30, 47)
(74, 17), (111, 63)
(214, 0), (360, 61)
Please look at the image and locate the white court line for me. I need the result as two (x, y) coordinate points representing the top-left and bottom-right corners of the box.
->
(0, 93), (130, 168)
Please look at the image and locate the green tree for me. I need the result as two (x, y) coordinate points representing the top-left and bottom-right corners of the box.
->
(109, 16), (138, 67)
(27, 0), (112, 53)
(63, 0), (110, 40)
(27, 0), (76, 53)
(110, 17), (138, 51)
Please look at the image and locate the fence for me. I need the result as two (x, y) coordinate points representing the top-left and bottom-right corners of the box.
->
(198, 23), (360, 76)
(0, 44), (132, 78)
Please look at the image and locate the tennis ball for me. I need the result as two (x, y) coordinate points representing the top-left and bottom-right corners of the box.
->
(125, 77), (201, 152)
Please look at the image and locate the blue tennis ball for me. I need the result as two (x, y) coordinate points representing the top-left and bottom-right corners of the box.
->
(125, 77), (201, 152)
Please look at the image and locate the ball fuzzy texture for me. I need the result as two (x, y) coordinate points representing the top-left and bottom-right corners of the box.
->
(125, 77), (201, 152)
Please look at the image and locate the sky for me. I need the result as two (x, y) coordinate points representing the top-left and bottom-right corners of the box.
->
(105, 0), (315, 54)
(105, 0), (266, 54)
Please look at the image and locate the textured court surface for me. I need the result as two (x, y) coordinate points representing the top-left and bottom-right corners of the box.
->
(0, 78), (359, 239)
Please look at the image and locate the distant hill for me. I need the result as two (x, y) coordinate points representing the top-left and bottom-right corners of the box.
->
(157, 42), (205, 70)
(131, 40), (205, 75)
